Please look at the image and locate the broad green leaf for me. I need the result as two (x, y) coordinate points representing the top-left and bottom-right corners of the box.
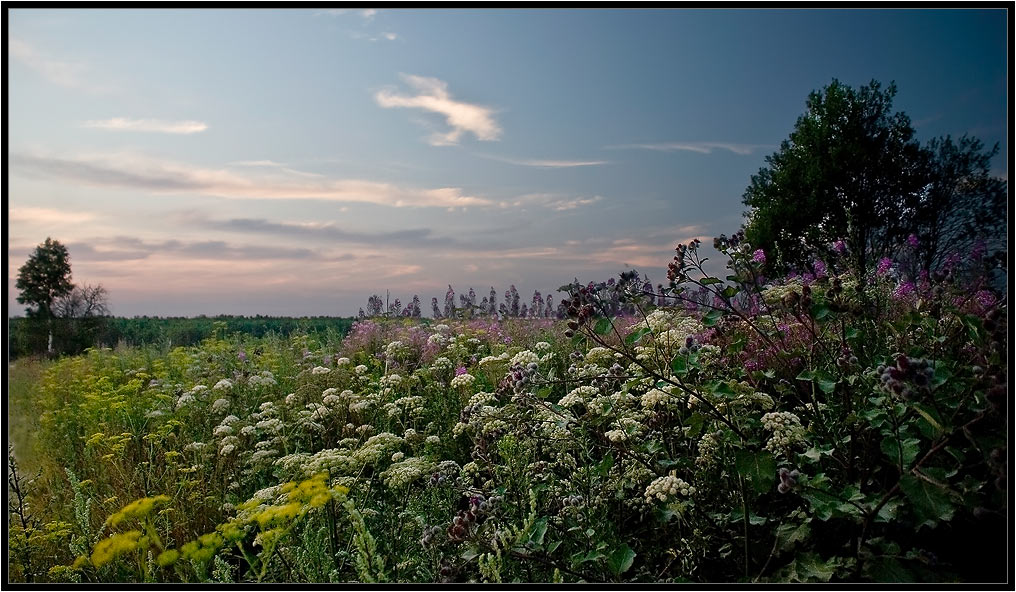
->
(776, 552), (842, 582)
(525, 517), (548, 546)
(626, 327), (651, 345)
(700, 277), (723, 285)
(864, 556), (915, 582)
(734, 449), (776, 494)
(775, 521), (811, 552)
(913, 404), (946, 439)
(594, 454), (614, 477)
(606, 544), (636, 577)
(702, 310), (724, 327)
(594, 317), (612, 335)
(671, 355), (688, 376)
(880, 436), (921, 468)
(898, 474), (954, 528)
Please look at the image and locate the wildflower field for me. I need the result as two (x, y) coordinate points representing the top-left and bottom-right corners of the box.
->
(7, 237), (1007, 583)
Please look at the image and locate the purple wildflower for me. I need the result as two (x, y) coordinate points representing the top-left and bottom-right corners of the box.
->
(813, 259), (827, 278)
(975, 290), (997, 308)
(752, 249), (766, 264)
(833, 240), (847, 254)
(892, 281), (915, 300)
(237, 350), (247, 363)
(907, 234), (919, 248)
(455, 366), (468, 376)
(877, 258), (893, 276)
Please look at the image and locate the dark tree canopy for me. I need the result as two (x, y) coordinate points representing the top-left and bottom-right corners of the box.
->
(742, 79), (1004, 280)
(16, 237), (75, 320)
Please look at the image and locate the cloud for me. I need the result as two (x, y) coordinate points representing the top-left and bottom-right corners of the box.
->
(12, 151), (496, 208)
(55, 236), (342, 263)
(477, 154), (608, 168)
(375, 74), (501, 145)
(82, 117), (208, 134)
(9, 38), (113, 93)
(226, 159), (323, 178)
(498, 193), (604, 211)
(314, 9), (376, 19)
(10, 207), (96, 225)
(606, 142), (772, 155)
(188, 215), (464, 249)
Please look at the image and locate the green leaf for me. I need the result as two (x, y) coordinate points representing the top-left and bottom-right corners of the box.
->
(775, 552), (842, 582)
(606, 544), (636, 577)
(525, 517), (548, 546)
(898, 474), (955, 528)
(671, 355), (688, 376)
(625, 327), (651, 345)
(864, 556), (915, 582)
(880, 436), (921, 468)
(721, 286), (739, 299)
(702, 310), (724, 327)
(593, 317), (612, 335)
(594, 454), (614, 477)
(734, 449), (776, 494)
(913, 404), (947, 439)
(700, 277), (723, 285)
(775, 521), (811, 552)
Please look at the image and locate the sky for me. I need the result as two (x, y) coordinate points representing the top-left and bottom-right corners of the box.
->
(6, 8), (1009, 317)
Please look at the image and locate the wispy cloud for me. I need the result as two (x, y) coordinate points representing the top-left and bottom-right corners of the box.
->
(314, 9), (377, 20)
(375, 74), (501, 146)
(10, 206), (97, 225)
(477, 154), (608, 168)
(225, 159), (323, 178)
(606, 142), (772, 155)
(185, 214), (464, 249)
(9, 38), (112, 94)
(498, 193), (604, 211)
(82, 117), (208, 134)
(13, 151), (495, 208)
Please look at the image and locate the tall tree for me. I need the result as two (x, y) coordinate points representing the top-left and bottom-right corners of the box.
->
(911, 135), (1006, 277)
(742, 79), (929, 276)
(16, 238), (75, 353)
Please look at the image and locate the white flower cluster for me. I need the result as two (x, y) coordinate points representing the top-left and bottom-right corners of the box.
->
(431, 357), (453, 372)
(355, 365), (369, 375)
(214, 378), (233, 390)
(509, 350), (540, 368)
(761, 411), (806, 454)
(211, 398), (230, 413)
(351, 432), (403, 467)
(534, 341), (552, 353)
(584, 347), (617, 365)
(380, 456), (434, 489)
(336, 357), (351, 366)
(468, 391), (497, 406)
(641, 387), (680, 409)
(384, 340), (409, 359)
(175, 393), (196, 410)
(248, 371), (277, 388)
(428, 333), (447, 347)
(380, 373), (403, 388)
(479, 353), (510, 367)
(644, 475), (696, 503)
(695, 430), (723, 468)
(450, 373), (476, 389)
(311, 366), (331, 375)
(558, 385), (598, 408)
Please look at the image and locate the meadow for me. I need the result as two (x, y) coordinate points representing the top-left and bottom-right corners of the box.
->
(6, 236), (1007, 583)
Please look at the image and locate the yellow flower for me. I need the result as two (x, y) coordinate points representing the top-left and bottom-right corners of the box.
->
(91, 530), (141, 567)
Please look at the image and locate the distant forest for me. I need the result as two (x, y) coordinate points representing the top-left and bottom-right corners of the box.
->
(7, 315), (357, 359)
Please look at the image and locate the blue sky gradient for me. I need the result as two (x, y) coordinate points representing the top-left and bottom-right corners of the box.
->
(7, 8), (1008, 316)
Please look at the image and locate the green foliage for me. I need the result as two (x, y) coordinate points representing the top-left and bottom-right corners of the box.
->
(7, 244), (1006, 582)
(16, 237), (74, 320)
(742, 80), (1005, 277)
